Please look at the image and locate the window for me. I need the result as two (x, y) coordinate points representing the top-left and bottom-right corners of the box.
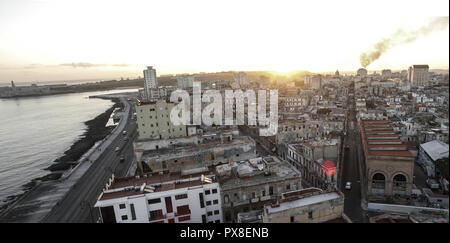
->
(286, 184), (291, 190)
(214, 210), (219, 215)
(252, 192), (256, 198)
(308, 211), (313, 219)
(212, 189), (218, 194)
(202, 215), (207, 223)
(262, 190), (266, 197)
(179, 215), (190, 222)
(205, 190), (211, 195)
(175, 194), (188, 200)
(206, 201), (212, 206)
(176, 205), (190, 215)
(148, 198), (161, 204)
(290, 216), (294, 223)
(213, 199), (218, 205)
(119, 204), (126, 209)
(130, 204), (136, 220)
(207, 211), (213, 216)
(121, 215), (128, 220)
(199, 193), (205, 208)
(149, 209), (163, 220)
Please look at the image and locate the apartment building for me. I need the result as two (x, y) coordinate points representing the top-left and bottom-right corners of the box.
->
(408, 65), (429, 87)
(216, 156), (302, 222)
(136, 133), (257, 173)
(263, 187), (350, 223)
(287, 138), (340, 189)
(94, 168), (222, 223)
(136, 100), (187, 140)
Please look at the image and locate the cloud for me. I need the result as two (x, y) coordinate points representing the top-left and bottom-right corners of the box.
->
(59, 62), (132, 68)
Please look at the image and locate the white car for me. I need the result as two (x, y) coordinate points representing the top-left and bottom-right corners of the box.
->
(345, 182), (351, 190)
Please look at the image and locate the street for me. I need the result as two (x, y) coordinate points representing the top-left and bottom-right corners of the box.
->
(42, 98), (138, 223)
(340, 91), (368, 223)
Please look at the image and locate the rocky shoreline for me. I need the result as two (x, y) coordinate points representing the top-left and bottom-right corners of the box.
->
(0, 97), (124, 212)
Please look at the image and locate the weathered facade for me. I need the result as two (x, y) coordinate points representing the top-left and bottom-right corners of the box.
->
(360, 120), (415, 199)
(135, 100), (187, 140)
(138, 135), (257, 173)
(286, 138), (340, 189)
(217, 156), (302, 222)
(263, 188), (350, 223)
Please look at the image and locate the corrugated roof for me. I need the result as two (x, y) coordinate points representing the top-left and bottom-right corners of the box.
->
(420, 140), (449, 161)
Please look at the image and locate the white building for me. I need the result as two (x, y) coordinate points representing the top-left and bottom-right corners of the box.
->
(177, 76), (194, 89)
(94, 169), (223, 223)
(233, 72), (247, 88)
(143, 66), (158, 99)
(408, 65), (429, 87)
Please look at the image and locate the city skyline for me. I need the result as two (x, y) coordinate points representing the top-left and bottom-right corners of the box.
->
(0, 0), (448, 82)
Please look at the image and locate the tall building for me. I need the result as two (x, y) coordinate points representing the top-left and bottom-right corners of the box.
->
(143, 66), (157, 99)
(135, 100), (186, 140)
(311, 75), (322, 90)
(233, 72), (247, 88)
(408, 65), (429, 87)
(177, 76), (194, 89)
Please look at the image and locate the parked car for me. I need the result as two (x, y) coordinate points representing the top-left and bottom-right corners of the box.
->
(115, 146), (120, 152)
(345, 182), (352, 190)
(120, 156), (125, 163)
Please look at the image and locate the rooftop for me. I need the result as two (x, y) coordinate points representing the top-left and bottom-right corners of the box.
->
(420, 140), (449, 161)
(96, 167), (216, 202)
(217, 156), (301, 191)
(265, 188), (343, 215)
(360, 120), (414, 159)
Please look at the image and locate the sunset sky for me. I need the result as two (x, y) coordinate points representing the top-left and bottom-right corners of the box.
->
(0, 0), (448, 83)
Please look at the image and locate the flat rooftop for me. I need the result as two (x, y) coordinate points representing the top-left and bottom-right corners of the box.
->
(265, 189), (342, 214)
(218, 156), (301, 191)
(96, 168), (216, 202)
(141, 135), (254, 159)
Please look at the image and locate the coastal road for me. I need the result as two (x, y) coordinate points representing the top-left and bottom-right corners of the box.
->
(42, 98), (137, 223)
(341, 93), (367, 223)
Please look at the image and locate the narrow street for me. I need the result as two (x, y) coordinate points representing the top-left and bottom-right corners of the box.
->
(340, 92), (368, 223)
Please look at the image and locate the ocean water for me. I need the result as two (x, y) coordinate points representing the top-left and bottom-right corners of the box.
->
(0, 88), (136, 207)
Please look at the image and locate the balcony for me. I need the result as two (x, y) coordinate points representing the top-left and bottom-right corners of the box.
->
(233, 199), (250, 207)
(250, 197), (259, 203)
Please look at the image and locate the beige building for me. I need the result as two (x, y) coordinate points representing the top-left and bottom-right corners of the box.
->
(263, 188), (350, 223)
(136, 100), (186, 140)
(217, 156), (302, 222)
(360, 120), (415, 199)
(408, 65), (429, 87)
